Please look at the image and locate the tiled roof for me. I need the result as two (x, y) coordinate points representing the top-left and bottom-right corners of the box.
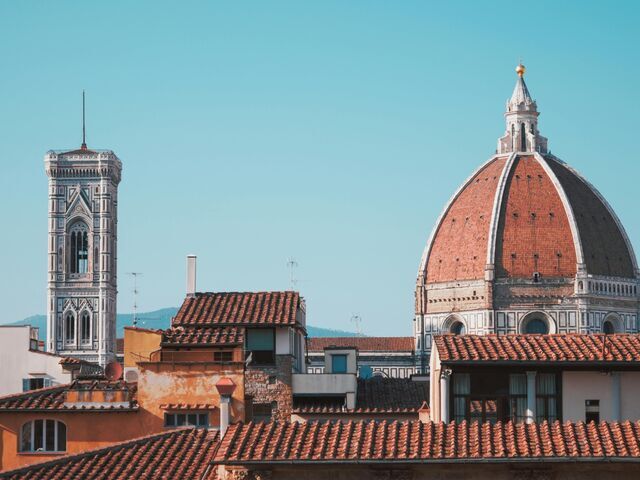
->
(0, 428), (218, 480)
(160, 403), (219, 411)
(434, 334), (640, 364)
(293, 378), (428, 414)
(0, 380), (137, 411)
(308, 336), (414, 353)
(215, 420), (640, 463)
(173, 292), (302, 327)
(162, 326), (244, 346)
(58, 356), (95, 366)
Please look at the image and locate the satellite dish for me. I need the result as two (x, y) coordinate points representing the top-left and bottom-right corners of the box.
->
(105, 361), (123, 381)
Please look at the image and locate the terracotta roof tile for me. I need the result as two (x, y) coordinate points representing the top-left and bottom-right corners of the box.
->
(173, 292), (302, 327)
(162, 326), (244, 346)
(0, 380), (137, 411)
(308, 337), (414, 352)
(0, 428), (219, 480)
(215, 420), (640, 463)
(434, 334), (640, 363)
(293, 378), (427, 414)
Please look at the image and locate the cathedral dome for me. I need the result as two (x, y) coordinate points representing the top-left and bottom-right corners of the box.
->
(418, 67), (638, 286)
(419, 153), (637, 284)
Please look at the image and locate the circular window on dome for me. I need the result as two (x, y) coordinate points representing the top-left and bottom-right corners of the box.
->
(450, 321), (466, 335)
(520, 314), (551, 334)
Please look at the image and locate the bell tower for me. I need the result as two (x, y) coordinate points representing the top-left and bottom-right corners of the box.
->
(44, 97), (122, 366)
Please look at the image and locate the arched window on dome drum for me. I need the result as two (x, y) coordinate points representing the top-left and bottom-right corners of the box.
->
(520, 123), (526, 151)
(80, 312), (91, 344)
(64, 312), (75, 343)
(69, 222), (89, 274)
(603, 320), (615, 335)
(524, 318), (548, 334)
(450, 321), (466, 335)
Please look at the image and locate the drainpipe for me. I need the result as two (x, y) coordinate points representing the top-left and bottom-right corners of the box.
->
(526, 371), (537, 424)
(440, 369), (451, 423)
(215, 378), (236, 437)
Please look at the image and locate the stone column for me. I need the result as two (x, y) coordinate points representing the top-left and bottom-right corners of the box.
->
(440, 369), (451, 423)
(612, 372), (621, 422)
(526, 371), (537, 424)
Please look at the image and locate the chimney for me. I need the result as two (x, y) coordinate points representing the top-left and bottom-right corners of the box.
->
(215, 378), (236, 437)
(186, 255), (197, 297)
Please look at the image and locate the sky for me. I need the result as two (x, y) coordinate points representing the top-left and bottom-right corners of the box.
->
(0, 1), (638, 336)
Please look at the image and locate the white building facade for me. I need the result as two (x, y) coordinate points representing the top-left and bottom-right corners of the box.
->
(45, 144), (122, 366)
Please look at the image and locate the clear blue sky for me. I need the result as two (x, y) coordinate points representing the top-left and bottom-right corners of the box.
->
(1, 1), (638, 336)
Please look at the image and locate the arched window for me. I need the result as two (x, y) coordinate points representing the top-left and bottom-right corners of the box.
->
(520, 123), (527, 151)
(65, 312), (75, 343)
(68, 222), (89, 274)
(603, 320), (615, 334)
(80, 312), (91, 344)
(20, 420), (66, 452)
(450, 321), (466, 335)
(520, 314), (551, 334)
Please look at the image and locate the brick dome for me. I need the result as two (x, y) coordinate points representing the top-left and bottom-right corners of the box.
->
(419, 153), (638, 283)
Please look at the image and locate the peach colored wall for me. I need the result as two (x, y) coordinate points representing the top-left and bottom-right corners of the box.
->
(0, 411), (151, 472)
(137, 361), (245, 428)
(124, 327), (162, 367)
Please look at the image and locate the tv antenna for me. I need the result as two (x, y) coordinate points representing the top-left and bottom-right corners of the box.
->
(127, 272), (143, 326)
(350, 314), (363, 337)
(286, 257), (298, 290)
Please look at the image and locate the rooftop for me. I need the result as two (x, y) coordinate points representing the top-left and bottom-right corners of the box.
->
(0, 380), (137, 412)
(308, 336), (414, 353)
(434, 334), (640, 364)
(0, 428), (218, 480)
(162, 326), (244, 346)
(293, 378), (427, 414)
(173, 291), (303, 327)
(216, 419), (640, 463)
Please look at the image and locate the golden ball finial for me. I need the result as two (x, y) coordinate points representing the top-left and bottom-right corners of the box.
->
(516, 63), (526, 77)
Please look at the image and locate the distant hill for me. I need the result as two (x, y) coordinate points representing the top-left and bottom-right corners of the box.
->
(5, 309), (357, 338)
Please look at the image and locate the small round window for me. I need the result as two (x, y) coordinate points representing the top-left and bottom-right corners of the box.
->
(523, 318), (548, 334)
(450, 321), (466, 335)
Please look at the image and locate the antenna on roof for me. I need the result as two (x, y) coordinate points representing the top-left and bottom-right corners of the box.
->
(81, 90), (87, 150)
(350, 314), (363, 337)
(127, 272), (143, 326)
(286, 257), (298, 290)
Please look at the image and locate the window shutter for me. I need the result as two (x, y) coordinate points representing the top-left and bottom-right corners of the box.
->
(44, 378), (52, 387)
(22, 379), (30, 392)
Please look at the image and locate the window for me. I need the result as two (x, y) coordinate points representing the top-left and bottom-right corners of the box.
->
(509, 374), (527, 423)
(452, 373), (470, 423)
(450, 321), (466, 335)
(252, 403), (274, 422)
(69, 222), (89, 274)
(246, 328), (275, 365)
(213, 350), (233, 362)
(536, 373), (558, 422)
(585, 400), (600, 423)
(20, 420), (66, 452)
(164, 412), (209, 428)
(22, 378), (52, 391)
(80, 312), (91, 343)
(331, 354), (348, 373)
(65, 312), (75, 343)
(603, 320), (615, 334)
(521, 315), (550, 334)
(520, 123), (527, 151)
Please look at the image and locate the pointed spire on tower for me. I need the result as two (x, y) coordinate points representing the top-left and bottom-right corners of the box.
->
(497, 63), (548, 154)
(81, 90), (87, 150)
